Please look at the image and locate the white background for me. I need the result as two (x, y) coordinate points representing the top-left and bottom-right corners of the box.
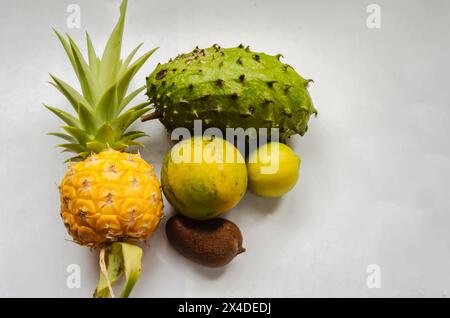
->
(1, 0), (450, 297)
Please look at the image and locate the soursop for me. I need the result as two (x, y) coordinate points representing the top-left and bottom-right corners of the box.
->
(144, 45), (317, 141)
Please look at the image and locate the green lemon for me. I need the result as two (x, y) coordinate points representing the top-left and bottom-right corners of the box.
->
(247, 142), (301, 198)
(161, 136), (248, 220)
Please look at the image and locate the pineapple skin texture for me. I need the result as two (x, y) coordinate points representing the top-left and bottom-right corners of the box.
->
(59, 150), (164, 248)
(147, 45), (317, 141)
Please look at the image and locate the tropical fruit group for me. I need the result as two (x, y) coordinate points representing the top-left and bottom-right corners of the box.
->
(161, 136), (248, 220)
(144, 45), (317, 141)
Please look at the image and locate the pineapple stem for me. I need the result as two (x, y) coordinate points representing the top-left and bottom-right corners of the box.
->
(99, 248), (116, 298)
(94, 243), (143, 298)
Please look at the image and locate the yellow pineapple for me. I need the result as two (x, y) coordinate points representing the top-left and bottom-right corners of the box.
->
(46, 0), (162, 298)
(60, 150), (163, 248)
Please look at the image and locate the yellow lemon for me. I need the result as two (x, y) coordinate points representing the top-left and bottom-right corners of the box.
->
(161, 136), (248, 220)
(247, 143), (301, 198)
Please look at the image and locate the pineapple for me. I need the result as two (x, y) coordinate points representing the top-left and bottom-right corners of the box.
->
(60, 150), (163, 247)
(46, 0), (162, 298)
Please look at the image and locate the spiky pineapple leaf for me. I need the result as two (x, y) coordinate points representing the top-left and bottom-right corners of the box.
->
(123, 108), (152, 132)
(116, 104), (151, 134)
(96, 84), (118, 122)
(111, 111), (132, 134)
(68, 36), (100, 105)
(53, 29), (77, 78)
(127, 47), (159, 74)
(116, 65), (140, 111)
(121, 131), (148, 141)
(99, 0), (128, 88)
(64, 156), (84, 163)
(49, 75), (91, 112)
(58, 143), (85, 154)
(77, 103), (97, 133)
(62, 126), (91, 145)
(44, 105), (80, 127)
(86, 141), (106, 153)
(126, 140), (145, 147)
(112, 102), (150, 132)
(86, 32), (100, 77)
(116, 48), (158, 106)
(119, 43), (143, 75)
(47, 132), (76, 143)
(127, 102), (152, 112)
(111, 142), (129, 150)
(118, 86), (146, 114)
(96, 123), (115, 145)
(47, 0), (155, 160)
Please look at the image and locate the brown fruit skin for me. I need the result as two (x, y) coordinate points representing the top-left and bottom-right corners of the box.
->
(166, 215), (246, 268)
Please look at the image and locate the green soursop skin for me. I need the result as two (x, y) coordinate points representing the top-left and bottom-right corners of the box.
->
(146, 45), (317, 141)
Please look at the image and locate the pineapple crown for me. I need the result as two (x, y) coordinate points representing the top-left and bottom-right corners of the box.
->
(46, 0), (157, 162)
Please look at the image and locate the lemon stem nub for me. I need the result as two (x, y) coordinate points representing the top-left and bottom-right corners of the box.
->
(94, 243), (143, 298)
